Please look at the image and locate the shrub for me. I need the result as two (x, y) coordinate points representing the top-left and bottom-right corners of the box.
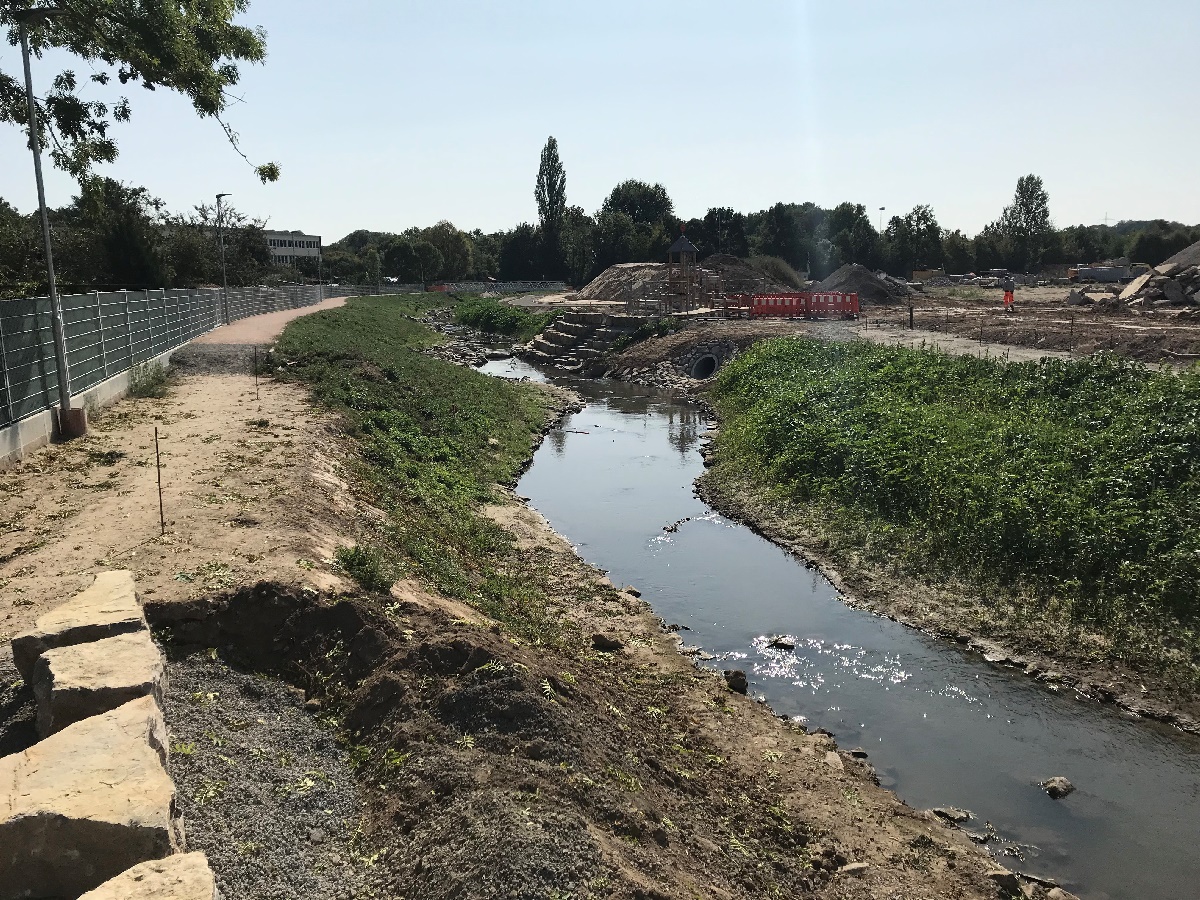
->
(748, 255), (806, 289)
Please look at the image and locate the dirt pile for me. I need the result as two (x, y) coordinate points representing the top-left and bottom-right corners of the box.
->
(576, 258), (793, 304)
(702, 253), (796, 293)
(574, 263), (667, 303)
(817, 264), (909, 305)
(1163, 238), (1200, 270)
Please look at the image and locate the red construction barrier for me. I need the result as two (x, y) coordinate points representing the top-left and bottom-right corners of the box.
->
(729, 292), (858, 319)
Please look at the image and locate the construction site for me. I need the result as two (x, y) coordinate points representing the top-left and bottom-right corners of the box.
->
(513, 236), (1200, 371)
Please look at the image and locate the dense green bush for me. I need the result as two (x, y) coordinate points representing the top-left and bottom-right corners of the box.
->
(711, 339), (1200, 634)
(454, 296), (558, 341)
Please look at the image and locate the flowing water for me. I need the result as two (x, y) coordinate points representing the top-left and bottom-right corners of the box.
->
(483, 357), (1200, 900)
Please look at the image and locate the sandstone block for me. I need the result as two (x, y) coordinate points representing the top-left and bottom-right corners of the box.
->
(79, 852), (218, 899)
(11, 571), (144, 679)
(0, 696), (180, 900)
(1118, 270), (1153, 301)
(32, 630), (167, 737)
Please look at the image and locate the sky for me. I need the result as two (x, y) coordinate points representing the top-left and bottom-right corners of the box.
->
(1, 0), (1197, 243)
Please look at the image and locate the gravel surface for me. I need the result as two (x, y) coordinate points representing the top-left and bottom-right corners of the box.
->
(164, 647), (391, 900)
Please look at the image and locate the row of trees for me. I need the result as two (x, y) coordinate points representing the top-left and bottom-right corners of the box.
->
(0, 178), (275, 297)
(322, 140), (1199, 287)
(5, 146), (1198, 298)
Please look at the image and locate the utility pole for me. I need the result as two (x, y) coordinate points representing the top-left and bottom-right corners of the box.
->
(216, 193), (231, 324)
(878, 206), (886, 233)
(18, 7), (82, 437)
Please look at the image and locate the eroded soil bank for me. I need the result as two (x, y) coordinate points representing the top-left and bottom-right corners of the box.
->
(0, 297), (1009, 899)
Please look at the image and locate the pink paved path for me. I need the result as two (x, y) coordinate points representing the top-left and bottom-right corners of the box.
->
(191, 296), (347, 346)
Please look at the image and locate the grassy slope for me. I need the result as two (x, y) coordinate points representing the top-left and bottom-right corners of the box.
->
(705, 337), (1200, 693)
(275, 294), (569, 642)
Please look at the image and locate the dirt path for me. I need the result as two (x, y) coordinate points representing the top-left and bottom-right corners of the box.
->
(191, 295), (347, 345)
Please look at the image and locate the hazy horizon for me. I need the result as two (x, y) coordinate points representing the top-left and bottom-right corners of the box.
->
(1, 0), (1197, 242)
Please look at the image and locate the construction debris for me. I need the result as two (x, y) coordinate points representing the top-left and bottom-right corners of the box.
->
(1116, 245), (1200, 310)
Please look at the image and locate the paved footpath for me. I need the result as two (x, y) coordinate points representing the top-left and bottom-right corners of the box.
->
(191, 296), (347, 346)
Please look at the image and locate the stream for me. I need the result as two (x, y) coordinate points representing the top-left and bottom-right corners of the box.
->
(483, 357), (1200, 900)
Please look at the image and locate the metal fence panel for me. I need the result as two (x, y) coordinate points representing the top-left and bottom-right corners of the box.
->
(0, 284), (326, 430)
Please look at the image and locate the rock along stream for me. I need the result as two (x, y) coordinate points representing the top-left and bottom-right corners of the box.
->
(483, 358), (1200, 900)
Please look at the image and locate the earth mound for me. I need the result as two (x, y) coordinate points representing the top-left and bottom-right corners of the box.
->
(817, 263), (909, 305)
(576, 257), (793, 304)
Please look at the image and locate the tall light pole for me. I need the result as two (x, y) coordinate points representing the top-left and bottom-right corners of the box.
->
(216, 193), (231, 324)
(17, 6), (81, 436)
(878, 207), (886, 234)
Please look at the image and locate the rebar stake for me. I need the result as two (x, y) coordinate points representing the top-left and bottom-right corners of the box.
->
(154, 426), (165, 536)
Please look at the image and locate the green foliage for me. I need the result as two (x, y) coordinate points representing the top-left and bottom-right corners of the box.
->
(0, 1), (279, 180)
(610, 318), (685, 351)
(275, 296), (561, 643)
(335, 544), (399, 594)
(747, 255), (805, 289)
(711, 339), (1200, 673)
(995, 174), (1052, 272)
(454, 296), (558, 341)
(128, 362), (171, 398)
(535, 136), (567, 276)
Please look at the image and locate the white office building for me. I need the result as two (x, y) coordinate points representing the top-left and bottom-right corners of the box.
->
(264, 230), (322, 268)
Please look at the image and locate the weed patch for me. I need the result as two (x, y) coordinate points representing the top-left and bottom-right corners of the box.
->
(275, 296), (561, 643)
(708, 338), (1200, 688)
(128, 363), (172, 398)
(454, 295), (559, 341)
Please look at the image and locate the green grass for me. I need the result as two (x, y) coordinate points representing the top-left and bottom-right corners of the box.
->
(611, 318), (685, 352)
(708, 338), (1200, 685)
(128, 362), (172, 398)
(454, 295), (559, 341)
(275, 295), (562, 642)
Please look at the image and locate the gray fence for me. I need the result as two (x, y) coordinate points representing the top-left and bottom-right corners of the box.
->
(0, 284), (326, 429)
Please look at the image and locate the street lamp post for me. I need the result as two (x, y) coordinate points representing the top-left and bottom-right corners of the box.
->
(17, 7), (83, 437)
(878, 207), (886, 234)
(216, 193), (231, 324)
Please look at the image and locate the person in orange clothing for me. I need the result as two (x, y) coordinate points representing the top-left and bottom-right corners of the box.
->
(1002, 275), (1016, 312)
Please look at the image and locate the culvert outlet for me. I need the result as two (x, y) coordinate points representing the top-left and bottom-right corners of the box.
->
(690, 354), (720, 380)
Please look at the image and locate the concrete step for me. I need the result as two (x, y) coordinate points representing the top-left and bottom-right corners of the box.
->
(13, 571), (144, 680)
(574, 348), (604, 360)
(541, 329), (577, 347)
(0, 696), (181, 899)
(523, 350), (556, 365)
(554, 320), (595, 337)
(528, 338), (564, 356)
(79, 852), (218, 899)
(33, 630), (167, 738)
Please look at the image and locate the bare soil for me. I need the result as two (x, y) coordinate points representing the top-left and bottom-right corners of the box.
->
(0, 327), (1014, 897)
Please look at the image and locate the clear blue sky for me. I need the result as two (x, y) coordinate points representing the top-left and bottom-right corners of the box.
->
(2, 0), (1196, 242)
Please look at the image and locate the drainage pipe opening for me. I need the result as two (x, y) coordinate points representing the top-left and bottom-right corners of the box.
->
(690, 354), (720, 380)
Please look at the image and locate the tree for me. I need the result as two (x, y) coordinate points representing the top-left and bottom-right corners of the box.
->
(411, 221), (471, 280)
(535, 136), (567, 277)
(0, 1), (279, 181)
(702, 207), (749, 258)
(560, 206), (594, 287)
(996, 175), (1052, 272)
(600, 180), (674, 227)
(941, 229), (976, 274)
(499, 224), (541, 281)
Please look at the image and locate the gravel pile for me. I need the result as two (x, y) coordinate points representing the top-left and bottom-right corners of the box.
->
(163, 648), (392, 900)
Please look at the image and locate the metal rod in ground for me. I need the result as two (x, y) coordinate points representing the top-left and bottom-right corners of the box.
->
(154, 427), (165, 536)
(254, 346), (259, 400)
(908, 305), (914, 329)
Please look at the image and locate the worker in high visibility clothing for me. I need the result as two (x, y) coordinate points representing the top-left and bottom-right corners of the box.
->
(1002, 275), (1016, 312)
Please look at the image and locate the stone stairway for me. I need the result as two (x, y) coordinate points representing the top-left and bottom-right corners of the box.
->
(521, 312), (652, 372)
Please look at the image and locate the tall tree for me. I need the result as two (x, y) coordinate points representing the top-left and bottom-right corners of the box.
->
(600, 180), (674, 227)
(996, 175), (1052, 272)
(534, 136), (567, 277)
(1, 0), (279, 181)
